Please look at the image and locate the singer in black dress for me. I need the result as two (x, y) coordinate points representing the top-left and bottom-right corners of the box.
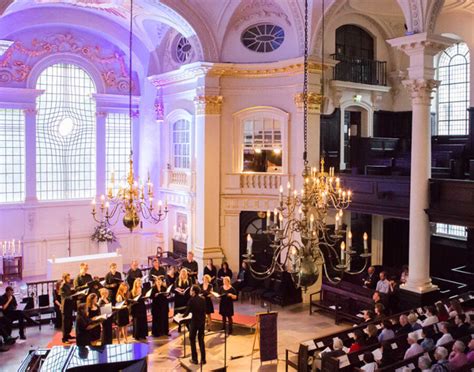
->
(201, 274), (214, 331)
(130, 278), (148, 341)
(85, 293), (101, 343)
(53, 280), (62, 329)
(76, 303), (100, 347)
(219, 276), (238, 334)
(151, 277), (169, 337)
(115, 282), (130, 344)
(59, 273), (75, 344)
(203, 259), (217, 287)
(174, 269), (191, 332)
(98, 288), (113, 345)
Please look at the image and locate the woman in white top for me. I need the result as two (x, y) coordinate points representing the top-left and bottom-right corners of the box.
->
(361, 352), (377, 372)
(436, 322), (454, 346)
(421, 305), (439, 327)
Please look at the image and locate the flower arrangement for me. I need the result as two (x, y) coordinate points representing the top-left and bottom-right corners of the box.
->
(91, 222), (117, 243)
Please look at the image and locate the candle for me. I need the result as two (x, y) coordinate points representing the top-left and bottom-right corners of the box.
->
(335, 214), (339, 231)
(310, 214), (314, 230)
(246, 234), (253, 255)
(279, 212), (283, 228)
(348, 190), (352, 202)
(287, 181), (291, 197)
(273, 208), (278, 224)
(158, 200), (163, 212)
(347, 230), (352, 248)
(279, 185), (283, 203)
(341, 241), (346, 262)
(363, 232), (368, 251)
(266, 210), (271, 226)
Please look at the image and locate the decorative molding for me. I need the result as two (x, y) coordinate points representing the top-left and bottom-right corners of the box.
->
(293, 92), (322, 113)
(231, 0), (292, 30)
(402, 78), (440, 105)
(194, 95), (223, 115)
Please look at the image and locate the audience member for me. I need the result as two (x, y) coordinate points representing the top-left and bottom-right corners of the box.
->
(407, 312), (422, 331)
(362, 309), (374, 322)
(431, 346), (450, 372)
(349, 330), (366, 352)
(448, 340), (468, 371)
(404, 332), (423, 359)
(234, 261), (250, 291)
(362, 266), (377, 289)
(400, 265), (409, 284)
(421, 305), (438, 326)
(435, 301), (450, 322)
(396, 314), (412, 335)
(466, 338), (474, 363)
(365, 324), (378, 345)
(375, 271), (390, 294)
(374, 303), (385, 319)
(378, 341), (396, 368)
(0, 286), (26, 339)
(378, 320), (395, 342)
(436, 322), (454, 346)
(420, 326), (435, 352)
(372, 291), (386, 310)
(452, 313), (469, 339)
(361, 352), (377, 372)
(448, 299), (464, 319)
(417, 355), (431, 372)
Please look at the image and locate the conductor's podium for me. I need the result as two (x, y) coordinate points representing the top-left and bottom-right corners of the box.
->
(18, 343), (149, 372)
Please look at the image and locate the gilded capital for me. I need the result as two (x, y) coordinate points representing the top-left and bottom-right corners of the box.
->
(402, 79), (440, 105)
(294, 92), (322, 113)
(194, 95), (223, 115)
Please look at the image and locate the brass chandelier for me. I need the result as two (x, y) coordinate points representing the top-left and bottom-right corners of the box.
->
(91, 0), (168, 232)
(243, 0), (370, 289)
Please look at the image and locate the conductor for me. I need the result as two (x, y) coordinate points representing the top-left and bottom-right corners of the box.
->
(182, 285), (206, 365)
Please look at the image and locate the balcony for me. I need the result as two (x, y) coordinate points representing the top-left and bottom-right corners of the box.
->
(161, 169), (194, 191)
(331, 54), (387, 86)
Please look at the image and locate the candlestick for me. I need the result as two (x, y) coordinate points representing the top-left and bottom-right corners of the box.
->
(246, 234), (253, 255)
(266, 210), (270, 227)
(341, 241), (346, 263)
(347, 230), (352, 248)
(363, 232), (368, 251)
(279, 185), (283, 203)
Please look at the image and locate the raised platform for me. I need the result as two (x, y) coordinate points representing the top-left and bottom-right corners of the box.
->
(180, 357), (226, 371)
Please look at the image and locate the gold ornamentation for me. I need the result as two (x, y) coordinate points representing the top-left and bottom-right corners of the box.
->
(194, 95), (223, 115)
(294, 92), (322, 113)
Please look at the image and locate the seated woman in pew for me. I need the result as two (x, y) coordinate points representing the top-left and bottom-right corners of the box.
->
(432, 346), (450, 372)
(404, 331), (424, 359)
(417, 355), (432, 372)
(361, 352), (377, 372)
(75, 303), (100, 347)
(436, 322), (454, 347)
(407, 312), (422, 331)
(448, 340), (468, 371)
(374, 303), (385, 320)
(421, 305), (439, 326)
(130, 278), (148, 341)
(348, 330), (366, 353)
(448, 299), (464, 319)
(85, 293), (101, 344)
(365, 324), (379, 345)
(378, 319), (395, 342)
(436, 301), (450, 322)
(420, 326), (435, 352)
(98, 288), (113, 345)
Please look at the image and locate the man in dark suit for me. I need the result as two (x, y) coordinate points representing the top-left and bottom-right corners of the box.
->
(183, 285), (206, 365)
(0, 286), (26, 339)
(362, 266), (377, 289)
(182, 252), (199, 284)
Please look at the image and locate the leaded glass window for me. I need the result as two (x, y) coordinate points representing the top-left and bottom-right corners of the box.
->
(434, 223), (467, 240)
(0, 109), (24, 203)
(172, 119), (190, 169)
(436, 43), (470, 135)
(106, 113), (131, 192)
(36, 63), (96, 200)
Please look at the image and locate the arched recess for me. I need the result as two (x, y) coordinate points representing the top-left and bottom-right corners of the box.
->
(165, 108), (194, 171)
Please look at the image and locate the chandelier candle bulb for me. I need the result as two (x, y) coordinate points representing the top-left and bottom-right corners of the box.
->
(279, 212), (283, 228)
(335, 214), (339, 231)
(347, 230), (352, 248)
(363, 232), (368, 251)
(247, 234), (253, 255)
(266, 210), (271, 226)
(273, 208), (278, 224)
(341, 241), (346, 262)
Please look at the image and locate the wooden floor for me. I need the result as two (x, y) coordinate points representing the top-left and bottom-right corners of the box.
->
(1, 301), (349, 371)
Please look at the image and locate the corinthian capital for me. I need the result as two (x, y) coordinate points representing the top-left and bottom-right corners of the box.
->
(294, 92), (322, 113)
(402, 79), (440, 105)
(194, 95), (223, 115)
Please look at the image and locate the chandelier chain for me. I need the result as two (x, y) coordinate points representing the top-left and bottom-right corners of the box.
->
(129, 0), (133, 155)
(303, 0), (308, 165)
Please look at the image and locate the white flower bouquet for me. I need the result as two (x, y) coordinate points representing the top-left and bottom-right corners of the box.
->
(91, 222), (117, 242)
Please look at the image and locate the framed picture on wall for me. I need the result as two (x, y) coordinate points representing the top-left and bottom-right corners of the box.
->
(173, 212), (188, 243)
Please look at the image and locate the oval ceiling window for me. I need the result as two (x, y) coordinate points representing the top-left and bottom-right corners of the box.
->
(175, 35), (192, 64)
(241, 24), (285, 53)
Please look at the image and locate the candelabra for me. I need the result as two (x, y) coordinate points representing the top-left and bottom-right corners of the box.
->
(243, 159), (371, 289)
(91, 154), (168, 232)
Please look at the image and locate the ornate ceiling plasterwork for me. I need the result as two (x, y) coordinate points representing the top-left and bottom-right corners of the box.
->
(443, 0), (474, 14)
(231, 0), (292, 30)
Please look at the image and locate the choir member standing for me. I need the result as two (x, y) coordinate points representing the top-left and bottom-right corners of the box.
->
(105, 262), (122, 304)
(166, 266), (177, 287)
(130, 278), (148, 341)
(98, 288), (113, 345)
(219, 276), (237, 334)
(74, 263), (94, 303)
(115, 282), (130, 343)
(201, 274), (214, 331)
(85, 293), (101, 344)
(182, 251), (199, 284)
(149, 258), (166, 283)
(59, 273), (75, 344)
(203, 259), (217, 288)
(76, 303), (100, 347)
(151, 276), (169, 337)
(126, 260), (143, 289)
(53, 280), (62, 329)
(217, 262), (233, 285)
(174, 268), (191, 332)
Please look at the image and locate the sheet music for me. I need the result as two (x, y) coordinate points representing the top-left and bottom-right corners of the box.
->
(173, 313), (192, 323)
(17, 302), (27, 311)
(132, 294), (141, 302)
(144, 289), (152, 299)
(301, 340), (317, 351)
(372, 348), (382, 361)
(211, 291), (222, 298)
(100, 303), (112, 316)
(338, 355), (350, 368)
(113, 301), (126, 310)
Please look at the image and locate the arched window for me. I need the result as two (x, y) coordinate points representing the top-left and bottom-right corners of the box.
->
(172, 119), (190, 169)
(436, 42), (470, 135)
(36, 63), (96, 200)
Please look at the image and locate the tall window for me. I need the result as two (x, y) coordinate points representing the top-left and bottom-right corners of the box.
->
(0, 109), (25, 203)
(172, 119), (190, 169)
(434, 223), (467, 240)
(36, 64), (96, 200)
(106, 113), (132, 192)
(243, 118), (282, 173)
(436, 43), (470, 135)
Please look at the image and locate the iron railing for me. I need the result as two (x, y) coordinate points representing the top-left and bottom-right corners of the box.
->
(331, 54), (387, 86)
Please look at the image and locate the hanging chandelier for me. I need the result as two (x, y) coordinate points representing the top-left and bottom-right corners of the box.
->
(91, 0), (168, 232)
(243, 0), (370, 289)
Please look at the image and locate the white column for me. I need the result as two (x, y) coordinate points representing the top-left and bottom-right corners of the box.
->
(371, 215), (384, 265)
(388, 33), (455, 294)
(193, 93), (224, 270)
(24, 108), (37, 202)
(96, 111), (107, 196)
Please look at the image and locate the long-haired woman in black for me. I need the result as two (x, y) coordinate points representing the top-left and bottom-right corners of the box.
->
(174, 268), (191, 332)
(151, 276), (170, 337)
(130, 278), (148, 341)
(201, 274), (214, 331)
(98, 288), (113, 345)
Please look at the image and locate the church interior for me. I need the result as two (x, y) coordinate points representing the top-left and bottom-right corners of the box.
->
(0, 0), (473, 371)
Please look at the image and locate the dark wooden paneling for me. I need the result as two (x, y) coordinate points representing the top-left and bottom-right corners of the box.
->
(341, 174), (410, 218)
(383, 218), (409, 269)
(428, 179), (474, 227)
(373, 110), (412, 141)
(320, 108), (341, 171)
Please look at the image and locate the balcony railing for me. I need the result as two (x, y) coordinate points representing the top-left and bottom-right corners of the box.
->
(331, 54), (387, 86)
